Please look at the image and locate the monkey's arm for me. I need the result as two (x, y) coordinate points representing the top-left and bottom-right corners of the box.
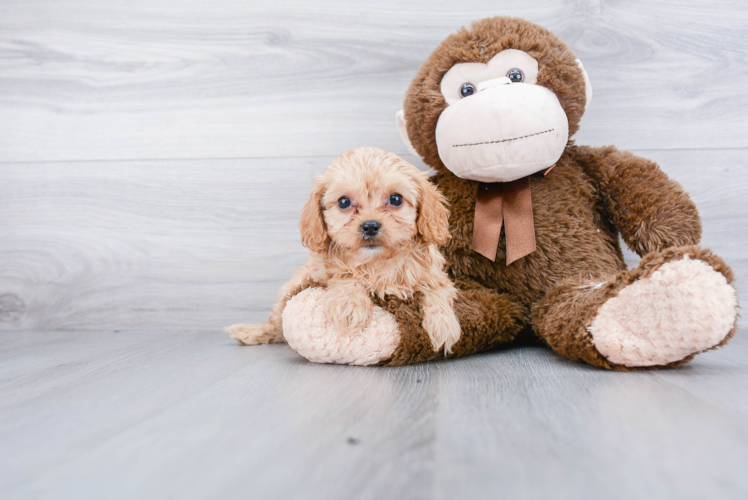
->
(574, 145), (701, 256)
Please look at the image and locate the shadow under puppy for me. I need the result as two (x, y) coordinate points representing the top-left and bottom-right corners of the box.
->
(226, 147), (462, 354)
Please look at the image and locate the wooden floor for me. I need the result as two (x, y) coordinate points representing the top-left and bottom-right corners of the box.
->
(1, 330), (747, 499)
(2, 0), (748, 498)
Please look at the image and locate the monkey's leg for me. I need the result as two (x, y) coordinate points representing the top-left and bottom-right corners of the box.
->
(532, 246), (738, 370)
(281, 281), (525, 366)
(281, 287), (401, 366)
(377, 281), (526, 366)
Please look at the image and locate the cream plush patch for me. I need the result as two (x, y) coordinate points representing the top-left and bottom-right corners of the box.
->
(282, 288), (401, 366)
(589, 257), (738, 367)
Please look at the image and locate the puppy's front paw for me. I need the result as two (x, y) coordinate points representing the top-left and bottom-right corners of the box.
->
(422, 309), (462, 354)
(225, 322), (282, 345)
(322, 288), (374, 331)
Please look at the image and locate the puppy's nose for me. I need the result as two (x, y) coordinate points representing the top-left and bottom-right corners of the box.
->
(360, 220), (381, 238)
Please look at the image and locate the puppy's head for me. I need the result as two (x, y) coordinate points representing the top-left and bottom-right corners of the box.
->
(300, 147), (450, 261)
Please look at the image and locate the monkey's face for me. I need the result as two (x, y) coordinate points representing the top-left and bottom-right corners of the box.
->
(399, 17), (592, 181)
(435, 49), (570, 182)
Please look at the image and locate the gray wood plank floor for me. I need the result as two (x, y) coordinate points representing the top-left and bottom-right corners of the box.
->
(1, 330), (747, 499)
(1, 0), (747, 498)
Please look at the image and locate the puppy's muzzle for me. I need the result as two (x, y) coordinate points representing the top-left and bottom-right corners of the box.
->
(360, 220), (381, 239)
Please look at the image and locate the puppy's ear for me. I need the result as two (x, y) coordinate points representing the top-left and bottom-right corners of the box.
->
(299, 177), (330, 253)
(415, 174), (450, 245)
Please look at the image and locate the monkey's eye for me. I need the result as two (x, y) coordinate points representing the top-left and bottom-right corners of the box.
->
(460, 82), (476, 98)
(338, 196), (351, 209)
(389, 193), (403, 207)
(507, 68), (524, 83)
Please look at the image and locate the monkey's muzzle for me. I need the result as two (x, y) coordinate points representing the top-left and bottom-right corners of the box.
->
(435, 80), (569, 183)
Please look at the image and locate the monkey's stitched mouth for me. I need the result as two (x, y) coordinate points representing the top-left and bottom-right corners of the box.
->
(453, 128), (554, 148)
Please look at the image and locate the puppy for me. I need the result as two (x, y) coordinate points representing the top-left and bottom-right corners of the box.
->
(226, 147), (462, 354)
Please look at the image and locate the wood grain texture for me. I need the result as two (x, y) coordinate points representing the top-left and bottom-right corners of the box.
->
(0, 329), (746, 499)
(1, 149), (745, 331)
(0, 156), (321, 330)
(0, 0), (747, 163)
(1, 3), (746, 498)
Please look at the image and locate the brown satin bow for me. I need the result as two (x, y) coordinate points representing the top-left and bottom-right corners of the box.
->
(471, 166), (553, 265)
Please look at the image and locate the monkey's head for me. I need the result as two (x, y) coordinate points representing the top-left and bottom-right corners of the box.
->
(397, 17), (592, 182)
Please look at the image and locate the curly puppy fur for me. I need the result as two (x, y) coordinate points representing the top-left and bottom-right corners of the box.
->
(377, 16), (737, 369)
(226, 147), (462, 354)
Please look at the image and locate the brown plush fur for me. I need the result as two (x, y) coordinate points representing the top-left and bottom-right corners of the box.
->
(532, 246), (737, 370)
(374, 287), (525, 366)
(379, 16), (736, 369)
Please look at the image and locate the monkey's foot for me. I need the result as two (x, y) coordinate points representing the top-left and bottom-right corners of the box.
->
(282, 288), (401, 366)
(589, 254), (738, 367)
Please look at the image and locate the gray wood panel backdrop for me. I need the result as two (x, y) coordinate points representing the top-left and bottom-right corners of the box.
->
(1, 0), (747, 332)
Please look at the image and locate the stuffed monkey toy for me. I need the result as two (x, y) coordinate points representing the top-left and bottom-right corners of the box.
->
(278, 16), (738, 369)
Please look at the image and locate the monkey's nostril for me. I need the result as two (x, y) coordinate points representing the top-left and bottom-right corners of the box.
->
(361, 220), (381, 237)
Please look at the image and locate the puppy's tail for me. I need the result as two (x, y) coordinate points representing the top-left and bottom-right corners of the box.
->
(224, 323), (284, 345)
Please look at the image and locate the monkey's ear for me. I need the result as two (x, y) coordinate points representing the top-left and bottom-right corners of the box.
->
(299, 178), (330, 253)
(396, 110), (422, 158)
(576, 59), (593, 110)
(415, 173), (451, 246)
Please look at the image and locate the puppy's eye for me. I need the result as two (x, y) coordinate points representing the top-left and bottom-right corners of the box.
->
(507, 68), (524, 83)
(460, 82), (476, 98)
(389, 193), (403, 207)
(338, 196), (351, 209)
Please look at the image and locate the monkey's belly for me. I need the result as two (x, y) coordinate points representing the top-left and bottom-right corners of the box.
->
(478, 164), (627, 302)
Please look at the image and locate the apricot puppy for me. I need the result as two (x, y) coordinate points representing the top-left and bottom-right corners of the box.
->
(226, 147), (462, 354)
